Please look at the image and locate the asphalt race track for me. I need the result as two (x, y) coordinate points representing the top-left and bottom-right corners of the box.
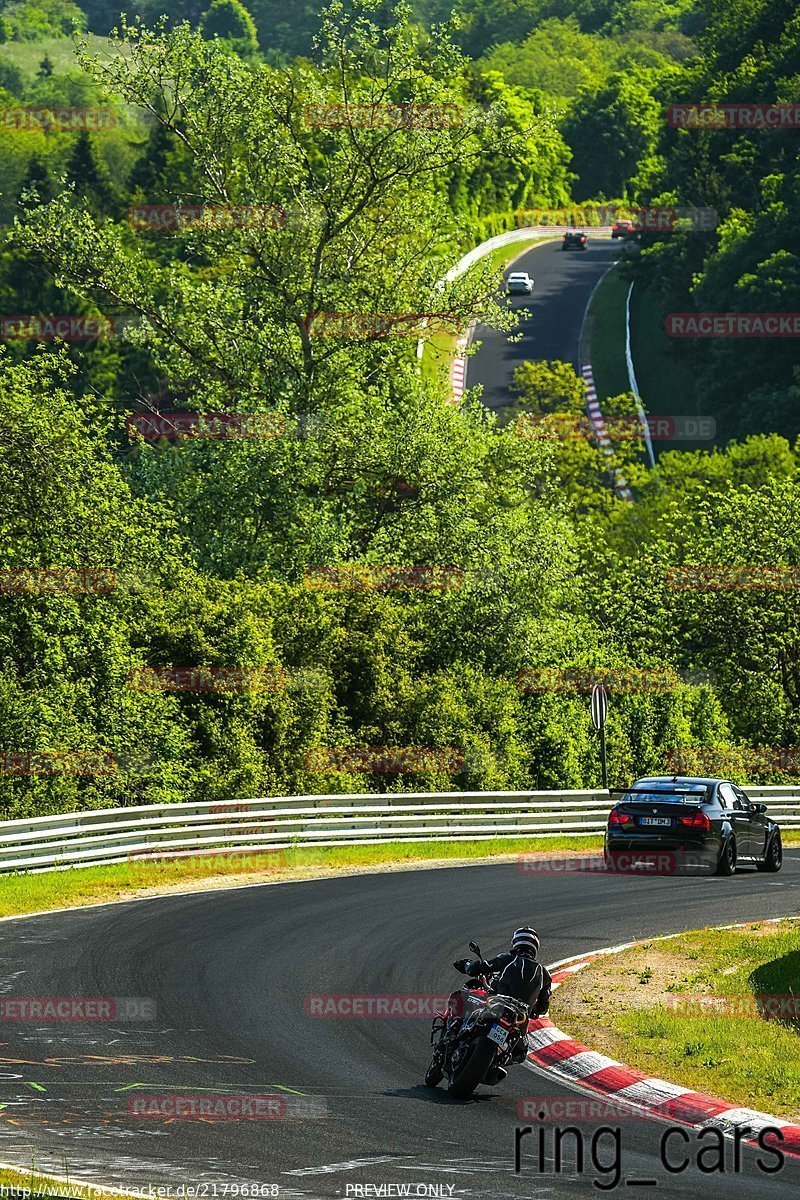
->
(467, 236), (619, 410)
(1, 857), (798, 1198)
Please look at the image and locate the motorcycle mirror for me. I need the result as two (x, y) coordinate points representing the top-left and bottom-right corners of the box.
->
(468, 941), (481, 957)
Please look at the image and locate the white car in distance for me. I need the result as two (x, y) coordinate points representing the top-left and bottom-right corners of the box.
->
(506, 271), (534, 295)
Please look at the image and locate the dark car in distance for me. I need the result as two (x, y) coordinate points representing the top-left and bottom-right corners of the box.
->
(604, 776), (783, 876)
(562, 230), (587, 251)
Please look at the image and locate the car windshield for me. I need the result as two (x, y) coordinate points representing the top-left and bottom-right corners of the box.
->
(621, 784), (709, 804)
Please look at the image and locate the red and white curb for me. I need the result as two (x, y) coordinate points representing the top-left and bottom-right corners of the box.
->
(581, 363), (633, 502)
(526, 916), (800, 1156)
(450, 333), (470, 404)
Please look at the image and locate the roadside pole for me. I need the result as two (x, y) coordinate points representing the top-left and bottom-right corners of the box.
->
(591, 683), (609, 789)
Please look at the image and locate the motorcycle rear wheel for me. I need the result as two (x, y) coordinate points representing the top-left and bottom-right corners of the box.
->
(448, 1037), (497, 1098)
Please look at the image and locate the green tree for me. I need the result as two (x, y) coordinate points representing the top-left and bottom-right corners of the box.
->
(563, 72), (662, 199)
(127, 120), (179, 200)
(16, 154), (52, 208)
(200, 0), (259, 56)
(586, 441), (800, 764)
(482, 17), (674, 100)
(507, 360), (648, 514)
(0, 0), (86, 40)
(64, 130), (115, 212)
(1, 0), (742, 805)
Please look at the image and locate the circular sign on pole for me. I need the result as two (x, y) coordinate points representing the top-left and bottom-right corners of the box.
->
(591, 683), (608, 731)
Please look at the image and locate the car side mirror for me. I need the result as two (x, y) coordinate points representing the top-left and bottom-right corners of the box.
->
(753, 803), (767, 814)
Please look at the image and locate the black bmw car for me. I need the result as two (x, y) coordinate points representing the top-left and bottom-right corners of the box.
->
(604, 776), (783, 876)
(562, 230), (588, 251)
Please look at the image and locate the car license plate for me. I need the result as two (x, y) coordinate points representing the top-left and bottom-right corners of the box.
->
(640, 816), (671, 826)
(487, 1023), (508, 1048)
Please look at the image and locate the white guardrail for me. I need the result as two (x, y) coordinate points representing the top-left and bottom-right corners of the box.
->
(0, 787), (797, 873)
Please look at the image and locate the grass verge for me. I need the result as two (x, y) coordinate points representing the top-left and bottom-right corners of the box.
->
(553, 918), (800, 1120)
(0, 35), (116, 81)
(0, 1161), (128, 1198)
(628, 282), (706, 452)
(0, 834), (609, 919)
(583, 264), (629, 399)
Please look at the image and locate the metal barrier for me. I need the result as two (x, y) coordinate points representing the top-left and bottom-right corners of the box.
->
(0, 786), (796, 873)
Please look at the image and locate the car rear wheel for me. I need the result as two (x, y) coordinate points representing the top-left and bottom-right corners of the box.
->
(714, 836), (737, 876)
(756, 832), (783, 873)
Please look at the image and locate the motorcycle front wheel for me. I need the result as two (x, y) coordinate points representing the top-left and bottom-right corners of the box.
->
(448, 1036), (497, 1098)
(424, 1058), (444, 1087)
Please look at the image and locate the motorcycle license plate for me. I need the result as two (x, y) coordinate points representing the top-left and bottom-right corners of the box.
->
(487, 1023), (508, 1048)
(640, 816), (671, 826)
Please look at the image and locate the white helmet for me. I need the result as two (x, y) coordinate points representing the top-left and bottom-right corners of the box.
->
(511, 926), (540, 956)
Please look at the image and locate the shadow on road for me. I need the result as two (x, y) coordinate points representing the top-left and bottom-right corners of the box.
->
(384, 1084), (497, 1106)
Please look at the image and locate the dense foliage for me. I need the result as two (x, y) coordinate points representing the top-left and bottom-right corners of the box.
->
(0, 0), (798, 815)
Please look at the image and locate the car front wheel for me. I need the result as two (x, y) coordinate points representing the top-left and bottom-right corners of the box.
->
(756, 831), (783, 873)
(714, 836), (737, 876)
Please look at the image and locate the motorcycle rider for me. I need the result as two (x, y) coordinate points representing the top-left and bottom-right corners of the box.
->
(445, 926), (552, 1080)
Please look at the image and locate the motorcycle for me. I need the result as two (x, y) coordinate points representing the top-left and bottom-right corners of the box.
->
(425, 940), (531, 1098)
